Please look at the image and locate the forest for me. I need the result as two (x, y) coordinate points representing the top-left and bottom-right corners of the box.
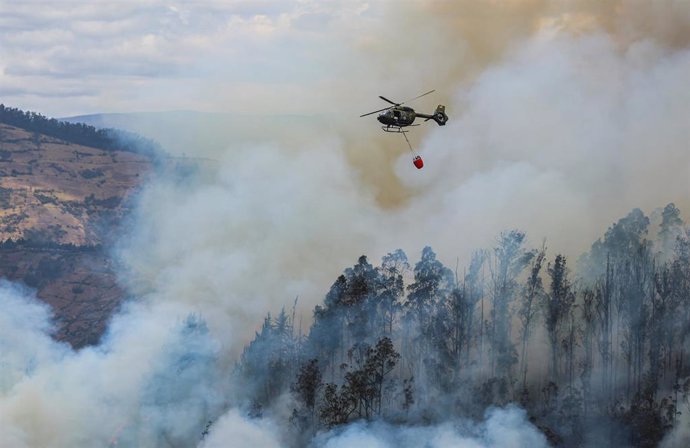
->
(234, 204), (690, 447)
(0, 104), (161, 157)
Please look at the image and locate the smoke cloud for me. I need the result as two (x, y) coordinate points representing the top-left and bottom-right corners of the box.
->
(321, 0), (690, 207)
(308, 406), (548, 448)
(199, 409), (282, 448)
(197, 405), (547, 448)
(1, 1), (689, 447)
(117, 26), (690, 339)
(661, 410), (690, 448)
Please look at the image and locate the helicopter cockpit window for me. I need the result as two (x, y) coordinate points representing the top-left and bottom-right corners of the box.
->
(393, 110), (401, 118)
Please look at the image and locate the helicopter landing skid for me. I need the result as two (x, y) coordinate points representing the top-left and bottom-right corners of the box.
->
(382, 126), (406, 133)
(381, 124), (419, 133)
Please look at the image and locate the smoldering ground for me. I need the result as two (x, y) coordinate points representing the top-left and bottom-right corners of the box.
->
(1, 1), (689, 447)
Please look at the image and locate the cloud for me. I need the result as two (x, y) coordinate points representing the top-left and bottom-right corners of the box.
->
(0, 0), (372, 116)
(3, 0), (690, 118)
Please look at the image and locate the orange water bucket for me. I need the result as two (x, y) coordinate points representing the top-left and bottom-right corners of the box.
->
(413, 155), (424, 169)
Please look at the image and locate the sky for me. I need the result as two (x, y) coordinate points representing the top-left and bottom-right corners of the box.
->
(0, 0), (378, 116)
(2, 0), (690, 117)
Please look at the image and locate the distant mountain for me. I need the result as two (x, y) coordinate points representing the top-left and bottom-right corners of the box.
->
(0, 111), (158, 348)
(63, 111), (329, 157)
(1, 104), (162, 157)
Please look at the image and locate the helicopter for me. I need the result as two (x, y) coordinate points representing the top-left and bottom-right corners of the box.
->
(359, 89), (448, 133)
(360, 90), (448, 169)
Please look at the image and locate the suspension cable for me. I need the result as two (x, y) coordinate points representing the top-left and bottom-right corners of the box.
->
(402, 130), (417, 156)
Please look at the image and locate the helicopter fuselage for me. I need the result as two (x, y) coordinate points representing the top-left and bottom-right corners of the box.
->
(377, 106), (416, 128)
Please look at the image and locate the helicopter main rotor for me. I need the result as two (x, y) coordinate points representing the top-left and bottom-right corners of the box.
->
(359, 89), (435, 117)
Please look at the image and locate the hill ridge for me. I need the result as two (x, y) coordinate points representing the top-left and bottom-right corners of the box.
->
(0, 110), (157, 348)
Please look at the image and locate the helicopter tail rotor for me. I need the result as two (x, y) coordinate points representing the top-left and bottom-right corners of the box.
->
(426, 105), (448, 126)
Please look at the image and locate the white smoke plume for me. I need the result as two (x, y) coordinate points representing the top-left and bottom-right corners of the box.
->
(116, 27), (690, 341)
(661, 410), (690, 448)
(0, 292), (225, 447)
(0, 282), (69, 393)
(0, 1), (689, 447)
(307, 406), (548, 448)
(199, 409), (283, 448)
(197, 405), (548, 448)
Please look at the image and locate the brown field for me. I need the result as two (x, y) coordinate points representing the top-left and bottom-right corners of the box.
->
(0, 123), (153, 246)
(0, 123), (155, 348)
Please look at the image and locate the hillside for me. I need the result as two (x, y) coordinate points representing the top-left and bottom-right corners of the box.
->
(0, 121), (155, 347)
(0, 123), (152, 245)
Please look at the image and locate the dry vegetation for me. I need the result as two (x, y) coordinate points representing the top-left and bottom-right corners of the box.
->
(0, 123), (155, 347)
(0, 123), (152, 246)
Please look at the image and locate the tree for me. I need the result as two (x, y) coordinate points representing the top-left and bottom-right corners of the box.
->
(617, 241), (653, 399)
(341, 256), (380, 343)
(291, 359), (323, 433)
(595, 256), (614, 402)
(405, 247), (454, 329)
(579, 208), (650, 281)
(518, 244), (546, 390)
(342, 337), (400, 419)
(369, 337), (400, 414)
(543, 254), (575, 383)
(488, 230), (533, 379)
(306, 256), (385, 378)
(580, 288), (596, 418)
(445, 286), (469, 379)
(404, 246), (454, 394)
(658, 203), (684, 262)
(319, 337), (400, 426)
(319, 383), (355, 428)
(237, 310), (298, 411)
(377, 250), (408, 336)
(463, 251), (485, 365)
(294, 359), (322, 410)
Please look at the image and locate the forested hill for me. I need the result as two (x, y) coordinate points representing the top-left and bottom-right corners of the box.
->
(0, 106), (159, 348)
(234, 205), (690, 447)
(0, 104), (162, 157)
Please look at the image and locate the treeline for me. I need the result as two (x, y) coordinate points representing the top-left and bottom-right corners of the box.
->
(0, 104), (162, 157)
(0, 237), (102, 252)
(234, 203), (690, 447)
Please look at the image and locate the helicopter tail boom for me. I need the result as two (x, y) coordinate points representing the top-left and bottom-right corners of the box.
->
(417, 105), (448, 126)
